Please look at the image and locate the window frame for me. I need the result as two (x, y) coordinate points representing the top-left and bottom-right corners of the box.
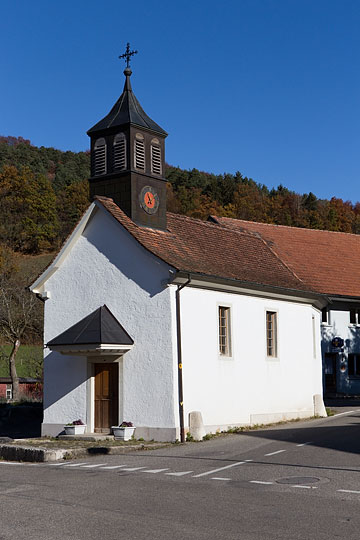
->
(348, 353), (360, 378)
(321, 308), (330, 325)
(218, 304), (232, 358)
(349, 309), (360, 326)
(266, 309), (278, 359)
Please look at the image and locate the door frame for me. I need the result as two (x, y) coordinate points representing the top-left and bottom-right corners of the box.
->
(86, 357), (123, 433)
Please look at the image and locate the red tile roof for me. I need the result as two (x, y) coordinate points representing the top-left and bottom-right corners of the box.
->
(213, 217), (360, 298)
(96, 197), (315, 294)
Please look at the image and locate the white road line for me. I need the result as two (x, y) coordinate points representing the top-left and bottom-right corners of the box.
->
(264, 450), (286, 457)
(333, 410), (355, 417)
(143, 468), (169, 474)
(0, 461), (24, 466)
(99, 465), (127, 470)
(212, 477), (232, 481)
(165, 471), (193, 477)
(244, 460), (253, 462)
(250, 480), (274, 485)
(296, 442), (312, 447)
(63, 463), (89, 467)
(80, 463), (108, 468)
(193, 461), (246, 478)
(48, 463), (67, 466)
(120, 467), (146, 472)
(338, 489), (360, 494)
(292, 485), (316, 489)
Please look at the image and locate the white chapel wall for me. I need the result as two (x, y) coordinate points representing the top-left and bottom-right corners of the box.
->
(42, 208), (176, 437)
(178, 286), (323, 432)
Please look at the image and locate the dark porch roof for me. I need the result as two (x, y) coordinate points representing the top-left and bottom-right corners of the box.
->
(47, 305), (134, 347)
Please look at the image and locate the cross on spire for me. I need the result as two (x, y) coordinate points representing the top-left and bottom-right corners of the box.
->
(119, 43), (138, 68)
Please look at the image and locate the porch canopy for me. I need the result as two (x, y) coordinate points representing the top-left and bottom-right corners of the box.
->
(46, 305), (134, 356)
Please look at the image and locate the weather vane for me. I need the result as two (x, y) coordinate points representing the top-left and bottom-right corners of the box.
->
(119, 43), (138, 68)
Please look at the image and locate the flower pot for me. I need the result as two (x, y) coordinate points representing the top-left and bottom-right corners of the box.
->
(112, 426), (135, 441)
(64, 424), (86, 435)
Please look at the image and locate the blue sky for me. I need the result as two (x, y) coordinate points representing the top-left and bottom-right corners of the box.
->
(1, 0), (359, 202)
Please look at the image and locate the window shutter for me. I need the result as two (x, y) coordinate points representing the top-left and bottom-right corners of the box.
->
(151, 144), (162, 175)
(93, 138), (107, 176)
(134, 135), (145, 170)
(113, 134), (126, 171)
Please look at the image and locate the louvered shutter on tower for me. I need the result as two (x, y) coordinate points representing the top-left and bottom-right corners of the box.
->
(134, 134), (145, 170)
(151, 144), (162, 175)
(113, 134), (126, 171)
(93, 138), (107, 176)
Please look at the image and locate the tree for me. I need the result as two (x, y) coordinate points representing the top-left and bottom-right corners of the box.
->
(0, 165), (59, 253)
(0, 245), (42, 400)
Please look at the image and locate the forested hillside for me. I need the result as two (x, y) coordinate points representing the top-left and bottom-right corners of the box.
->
(1, 135), (360, 258)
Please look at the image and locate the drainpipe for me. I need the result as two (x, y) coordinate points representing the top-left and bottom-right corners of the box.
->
(175, 274), (191, 443)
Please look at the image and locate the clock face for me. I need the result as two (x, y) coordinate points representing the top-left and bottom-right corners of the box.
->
(139, 185), (160, 215)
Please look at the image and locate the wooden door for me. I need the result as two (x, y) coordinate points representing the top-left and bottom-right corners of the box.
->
(94, 363), (119, 433)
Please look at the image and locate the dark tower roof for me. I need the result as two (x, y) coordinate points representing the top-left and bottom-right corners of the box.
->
(47, 305), (134, 347)
(87, 67), (167, 137)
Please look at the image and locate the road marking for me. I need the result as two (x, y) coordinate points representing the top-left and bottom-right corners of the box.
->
(120, 467), (146, 472)
(212, 477), (231, 481)
(193, 461), (246, 478)
(338, 489), (360, 494)
(63, 463), (89, 467)
(165, 471), (193, 477)
(244, 459), (253, 462)
(332, 410), (356, 417)
(292, 485), (316, 489)
(0, 461), (24, 466)
(48, 463), (67, 466)
(80, 463), (108, 468)
(143, 468), (169, 474)
(264, 450), (286, 456)
(250, 480), (274, 485)
(99, 465), (127, 470)
(296, 442), (312, 447)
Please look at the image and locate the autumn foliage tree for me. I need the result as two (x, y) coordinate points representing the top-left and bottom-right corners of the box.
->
(0, 245), (42, 400)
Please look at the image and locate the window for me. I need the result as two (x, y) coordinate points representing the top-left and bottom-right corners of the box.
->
(113, 133), (126, 171)
(348, 354), (360, 377)
(151, 138), (162, 175)
(6, 384), (12, 400)
(93, 138), (107, 176)
(266, 311), (278, 357)
(350, 309), (360, 325)
(321, 308), (329, 324)
(134, 133), (145, 170)
(218, 306), (231, 356)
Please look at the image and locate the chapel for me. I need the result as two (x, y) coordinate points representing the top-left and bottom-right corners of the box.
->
(31, 46), (328, 441)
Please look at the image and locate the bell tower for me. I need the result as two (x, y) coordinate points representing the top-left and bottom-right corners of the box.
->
(87, 44), (168, 230)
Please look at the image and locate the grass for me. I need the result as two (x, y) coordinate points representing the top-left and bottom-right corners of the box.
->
(10, 437), (161, 449)
(0, 344), (43, 378)
(193, 414), (328, 442)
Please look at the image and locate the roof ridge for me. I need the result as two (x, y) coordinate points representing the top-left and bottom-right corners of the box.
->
(217, 216), (360, 238)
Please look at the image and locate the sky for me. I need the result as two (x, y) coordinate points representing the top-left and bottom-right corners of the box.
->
(1, 0), (359, 202)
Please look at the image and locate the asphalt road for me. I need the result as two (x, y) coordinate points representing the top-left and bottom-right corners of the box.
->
(1, 408), (360, 540)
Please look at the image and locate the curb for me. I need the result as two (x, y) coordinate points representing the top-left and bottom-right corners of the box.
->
(0, 442), (171, 463)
